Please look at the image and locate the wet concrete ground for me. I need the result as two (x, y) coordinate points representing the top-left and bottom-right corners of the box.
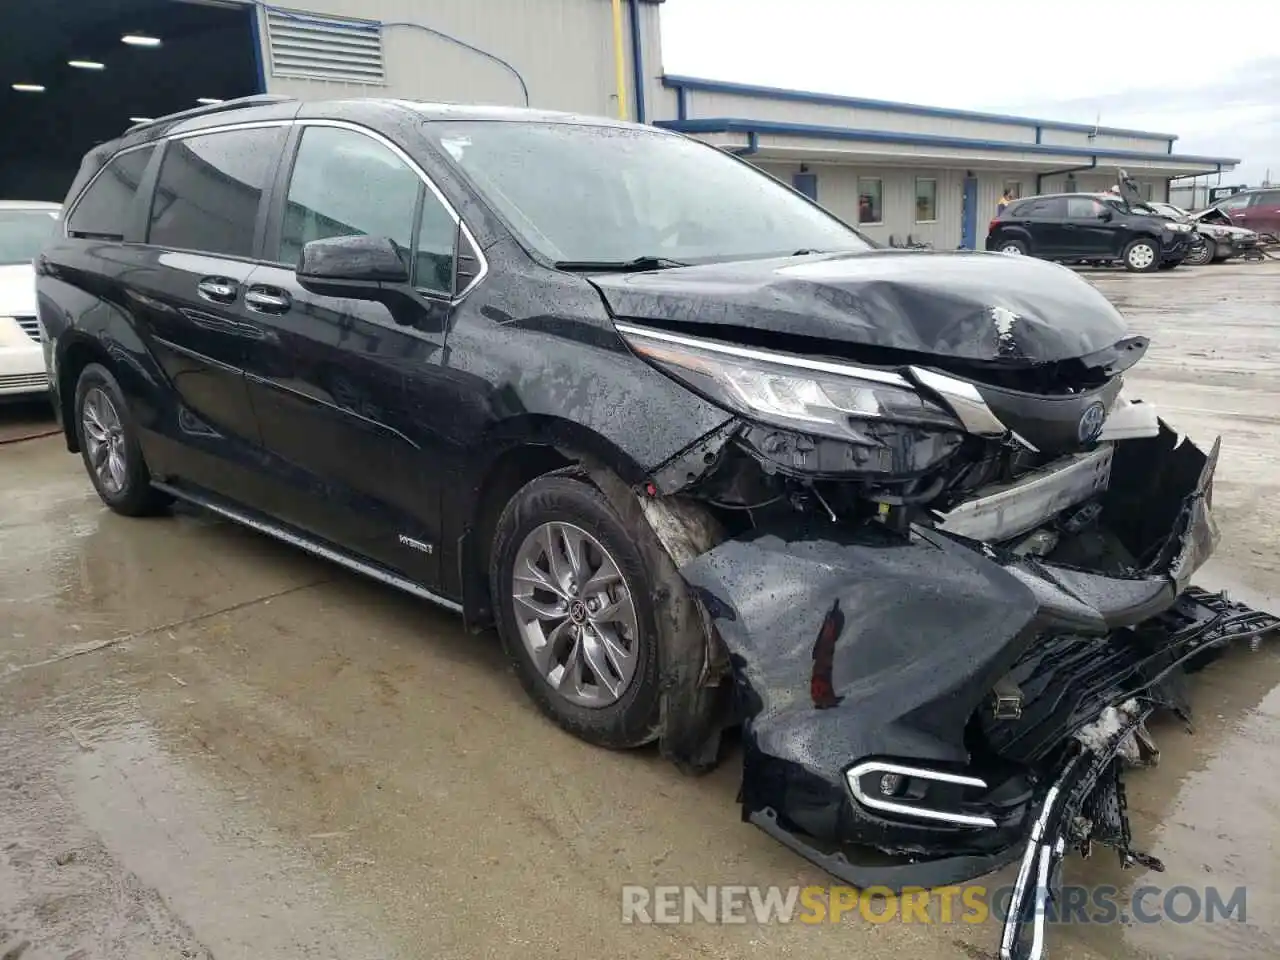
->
(2, 261), (1279, 959)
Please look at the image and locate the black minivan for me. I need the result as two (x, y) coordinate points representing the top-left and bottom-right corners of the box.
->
(37, 95), (1267, 960)
(986, 191), (1197, 271)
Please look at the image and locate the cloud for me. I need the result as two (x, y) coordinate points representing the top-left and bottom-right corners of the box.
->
(659, 2), (1279, 182)
(990, 58), (1280, 180)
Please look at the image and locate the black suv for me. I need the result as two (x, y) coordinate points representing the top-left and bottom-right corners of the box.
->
(986, 191), (1197, 271)
(37, 95), (1265, 960)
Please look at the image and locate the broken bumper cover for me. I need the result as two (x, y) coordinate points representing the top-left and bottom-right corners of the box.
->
(678, 425), (1278, 954)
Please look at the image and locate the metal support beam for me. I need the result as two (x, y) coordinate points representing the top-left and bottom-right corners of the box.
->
(628, 0), (646, 124)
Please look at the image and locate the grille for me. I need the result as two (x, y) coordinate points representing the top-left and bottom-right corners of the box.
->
(15, 316), (41, 342)
(0, 372), (48, 392)
(265, 8), (385, 84)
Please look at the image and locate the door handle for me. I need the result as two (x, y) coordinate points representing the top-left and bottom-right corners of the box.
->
(245, 286), (292, 315)
(197, 277), (239, 304)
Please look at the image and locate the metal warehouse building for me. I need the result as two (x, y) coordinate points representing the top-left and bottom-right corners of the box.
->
(5, 0), (1240, 249)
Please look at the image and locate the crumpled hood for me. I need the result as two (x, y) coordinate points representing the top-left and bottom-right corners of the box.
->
(591, 250), (1131, 365)
(0, 263), (38, 316)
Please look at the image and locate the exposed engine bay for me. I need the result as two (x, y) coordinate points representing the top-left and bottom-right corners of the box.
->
(608, 308), (1280, 960)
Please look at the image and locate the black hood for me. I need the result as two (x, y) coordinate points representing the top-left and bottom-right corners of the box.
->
(590, 250), (1131, 366)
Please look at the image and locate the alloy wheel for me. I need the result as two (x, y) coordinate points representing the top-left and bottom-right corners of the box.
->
(1000, 243), (1024, 255)
(81, 387), (128, 495)
(511, 521), (639, 708)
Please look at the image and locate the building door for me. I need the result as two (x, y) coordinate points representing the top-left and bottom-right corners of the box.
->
(960, 176), (979, 249)
(792, 172), (818, 201)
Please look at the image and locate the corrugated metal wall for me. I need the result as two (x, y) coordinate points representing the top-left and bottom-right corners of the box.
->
(753, 163), (1052, 250)
(258, 0), (658, 119)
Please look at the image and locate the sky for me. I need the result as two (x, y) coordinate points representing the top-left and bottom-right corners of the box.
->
(661, 0), (1279, 185)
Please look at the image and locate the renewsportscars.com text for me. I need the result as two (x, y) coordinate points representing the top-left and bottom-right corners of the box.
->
(621, 884), (1247, 926)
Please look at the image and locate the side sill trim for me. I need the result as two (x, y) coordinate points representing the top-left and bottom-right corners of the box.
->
(151, 482), (463, 614)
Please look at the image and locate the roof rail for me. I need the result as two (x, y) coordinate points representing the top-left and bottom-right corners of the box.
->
(127, 94), (296, 132)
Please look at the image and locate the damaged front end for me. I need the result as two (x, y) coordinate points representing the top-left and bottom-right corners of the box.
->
(616, 319), (1279, 959)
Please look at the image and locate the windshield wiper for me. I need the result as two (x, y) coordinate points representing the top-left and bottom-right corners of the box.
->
(553, 255), (689, 273)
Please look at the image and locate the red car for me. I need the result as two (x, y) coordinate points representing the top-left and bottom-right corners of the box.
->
(1209, 188), (1280, 240)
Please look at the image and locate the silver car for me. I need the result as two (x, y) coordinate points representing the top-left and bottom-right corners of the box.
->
(1148, 200), (1259, 265)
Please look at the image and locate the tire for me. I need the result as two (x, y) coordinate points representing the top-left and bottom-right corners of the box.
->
(1186, 238), (1214, 266)
(1123, 238), (1160, 272)
(490, 474), (662, 749)
(997, 239), (1028, 256)
(73, 363), (170, 516)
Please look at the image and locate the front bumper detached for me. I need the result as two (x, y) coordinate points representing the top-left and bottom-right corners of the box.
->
(678, 424), (1279, 958)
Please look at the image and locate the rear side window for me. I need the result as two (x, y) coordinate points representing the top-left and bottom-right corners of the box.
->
(66, 146), (156, 239)
(1013, 198), (1066, 218)
(148, 127), (284, 258)
(1255, 191), (1280, 206)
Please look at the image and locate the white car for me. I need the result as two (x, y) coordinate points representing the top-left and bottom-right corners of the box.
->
(1, 200), (61, 399)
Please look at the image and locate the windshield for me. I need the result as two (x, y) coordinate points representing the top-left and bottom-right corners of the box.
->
(0, 208), (60, 266)
(428, 121), (872, 264)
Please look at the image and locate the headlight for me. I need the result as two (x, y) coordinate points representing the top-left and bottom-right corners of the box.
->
(615, 322), (963, 441)
(1165, 222), (1192, 233)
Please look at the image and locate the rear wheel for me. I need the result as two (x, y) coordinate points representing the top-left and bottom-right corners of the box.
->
(73, 363), (170, 516)
(1123, 238), (1160, 272)
(1185, 238), (1214, 266)
(998, 239), (1028, 256)
(491, 474), (662, 749)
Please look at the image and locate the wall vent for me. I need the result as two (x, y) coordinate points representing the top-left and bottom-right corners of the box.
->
(265, 9), (385, 85)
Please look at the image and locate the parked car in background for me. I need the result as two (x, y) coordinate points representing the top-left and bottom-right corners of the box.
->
(985, 192), (1195, 271)
(1205, 188), (1280, 241)
(0, 201), (60, 399)
(1146, 200), (1260, 265)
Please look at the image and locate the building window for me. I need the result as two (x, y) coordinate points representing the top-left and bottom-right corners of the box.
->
(1003, 180), (1023, 199)
(914, 178), (937, 222)
(858, 178), (882, 225)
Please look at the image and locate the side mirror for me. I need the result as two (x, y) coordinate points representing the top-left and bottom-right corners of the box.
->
(1097, 208), (1114, 221)
(296, 235), (410, 297)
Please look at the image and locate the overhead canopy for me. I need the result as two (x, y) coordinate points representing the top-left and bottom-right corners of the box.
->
(662, 119), (1239, 179)
(0, 0), (262, 202)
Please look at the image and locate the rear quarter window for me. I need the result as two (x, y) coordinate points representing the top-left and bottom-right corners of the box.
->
(65, 145), (157, 240)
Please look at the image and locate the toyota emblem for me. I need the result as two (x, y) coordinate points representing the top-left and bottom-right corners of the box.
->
(1078, 401), (1106, 444)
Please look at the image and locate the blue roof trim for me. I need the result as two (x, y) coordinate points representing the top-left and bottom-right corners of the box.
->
(662, 75), (1182, 142)
(656, 117), (1241, 167)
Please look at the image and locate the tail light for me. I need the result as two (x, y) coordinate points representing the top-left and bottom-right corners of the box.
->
(988, 219), (1001, 233)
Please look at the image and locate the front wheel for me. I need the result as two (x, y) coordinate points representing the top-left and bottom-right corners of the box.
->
(73, 363), (170, 516)
(490, 474), (662, 749)
(1185, 238), (1214, 266)
(1123, 238), (1160, 272)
